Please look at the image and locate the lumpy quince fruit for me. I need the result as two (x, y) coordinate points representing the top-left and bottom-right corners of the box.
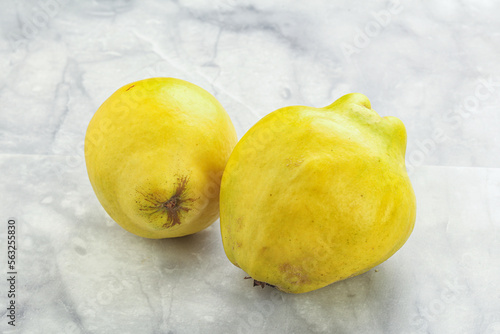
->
(220, 93), (416, 293)
(85, 78), (237, 238)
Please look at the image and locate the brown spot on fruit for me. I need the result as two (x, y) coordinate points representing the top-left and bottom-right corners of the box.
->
(125, 84), (135, 91)
(137, 175), (197, 228)
(279, 263), (311, 285)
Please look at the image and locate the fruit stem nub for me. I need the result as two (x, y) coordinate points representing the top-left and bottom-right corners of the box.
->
(244, 276), (276, 289)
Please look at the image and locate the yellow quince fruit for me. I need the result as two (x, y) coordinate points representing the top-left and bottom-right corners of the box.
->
(85, 78), (237, 238)
(220, 93), (416, 293)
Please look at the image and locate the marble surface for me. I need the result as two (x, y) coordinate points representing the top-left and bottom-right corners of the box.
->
(1, 0), (500, 333)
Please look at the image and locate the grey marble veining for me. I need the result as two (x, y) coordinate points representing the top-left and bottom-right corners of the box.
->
(1, 0), (499, 333)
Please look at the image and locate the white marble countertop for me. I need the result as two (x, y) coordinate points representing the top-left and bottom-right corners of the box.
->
(1, 1), (500, 333)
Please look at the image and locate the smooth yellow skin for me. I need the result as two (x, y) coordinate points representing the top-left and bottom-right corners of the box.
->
(220, 93), (416, 293)
(85, 78), (237, 238)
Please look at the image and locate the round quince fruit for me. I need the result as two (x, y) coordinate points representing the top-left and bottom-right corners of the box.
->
(85, 77), (237, 238)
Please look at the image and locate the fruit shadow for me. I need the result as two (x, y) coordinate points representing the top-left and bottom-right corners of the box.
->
(217, 264), (405, 333)
(284, 263), (407, 328)
(80, 199), (222, 276)
(137, 223), (222, 273)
